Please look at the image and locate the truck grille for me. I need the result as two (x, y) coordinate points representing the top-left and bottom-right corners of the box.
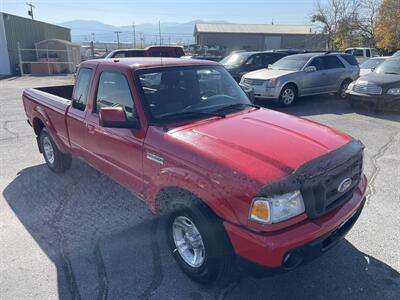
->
(353, 83), (382, 95)
(259, 140), (364, 220)
(301, 153), (363, 219)
(243, 78), (265, 86)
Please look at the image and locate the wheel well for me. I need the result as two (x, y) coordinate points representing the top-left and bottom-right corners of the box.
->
(281, 82), (298, 95)
(342, 78), (353, 85)
(33, 118), (45, 136)
(156, 186), (209, 214)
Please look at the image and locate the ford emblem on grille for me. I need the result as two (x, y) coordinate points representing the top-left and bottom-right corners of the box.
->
(338, 178), (352, 193)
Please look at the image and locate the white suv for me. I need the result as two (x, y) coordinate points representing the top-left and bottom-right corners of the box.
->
(345, 48), (380, 63)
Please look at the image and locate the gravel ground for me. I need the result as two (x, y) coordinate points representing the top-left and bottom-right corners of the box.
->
(0, 75), (399, 300)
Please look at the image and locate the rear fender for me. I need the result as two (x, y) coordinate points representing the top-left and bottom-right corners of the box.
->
(145, 167), (240, 223)
(32, 107), (69, 153)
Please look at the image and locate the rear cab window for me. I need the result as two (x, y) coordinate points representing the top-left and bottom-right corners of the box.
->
(72, 68), (92, 111)
(95, 71), (137, 120)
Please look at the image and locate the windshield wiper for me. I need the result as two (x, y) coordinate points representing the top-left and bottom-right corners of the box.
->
(157, 110), (226, 120)
(383, 72), (400, 75)
(214, 103), (261, 113)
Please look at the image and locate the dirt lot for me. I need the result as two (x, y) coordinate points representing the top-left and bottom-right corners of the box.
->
(0, 75), (399, 300)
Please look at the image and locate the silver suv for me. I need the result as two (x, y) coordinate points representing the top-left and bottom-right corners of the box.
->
(240, 53), (360, 106)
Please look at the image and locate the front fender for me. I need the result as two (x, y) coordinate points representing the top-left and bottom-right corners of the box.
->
(145, 166), (240, 223)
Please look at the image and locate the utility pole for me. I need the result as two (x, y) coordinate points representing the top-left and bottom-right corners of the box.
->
(158, 21), (162, 46)
(140, 33), (144, 48)
(132, 22), (136, 48)
(114, 31), (122, 49)
(91, 32), (95, 43)
(26, 2), (35, 20)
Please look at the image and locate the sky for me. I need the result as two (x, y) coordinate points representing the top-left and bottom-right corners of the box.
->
(1, 0), (319, 26)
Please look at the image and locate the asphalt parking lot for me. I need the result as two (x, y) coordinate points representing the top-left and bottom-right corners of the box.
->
(0, 75), (399, 300)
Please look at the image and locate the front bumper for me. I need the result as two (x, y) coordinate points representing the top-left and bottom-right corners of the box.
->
(347, 91), (400, 111)
(224, 177), (366, 274)
(250, 86), (280, 100)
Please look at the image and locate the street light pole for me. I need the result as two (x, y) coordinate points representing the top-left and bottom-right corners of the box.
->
(132, 22), (136, 48)
(114, 31), (122, 49)
(26, 2), (35, 20)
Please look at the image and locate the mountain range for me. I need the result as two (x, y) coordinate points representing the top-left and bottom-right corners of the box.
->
(56, 19), (231, 45)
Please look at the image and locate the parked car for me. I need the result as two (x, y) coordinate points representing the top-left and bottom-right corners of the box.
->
(181, 55), (223, 62)
(347, 56), (400, 111)
(23, 57), (367, 284)
(345, 47), (380, 63)
(105, 45), (185, 58)
(220, 51), (289, 82)
(240, 53), (360, 106)
(392, 50), (400, 57)
(359, 57), (390, 76)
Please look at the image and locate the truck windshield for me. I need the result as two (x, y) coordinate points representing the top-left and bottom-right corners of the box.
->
(136, 65), (251, 123)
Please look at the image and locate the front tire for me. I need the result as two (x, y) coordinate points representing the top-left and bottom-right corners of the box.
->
(166, 200), (234, 284)
(279, 84), (297, 106)
(39, 128), (71, 173)
(337, 79), (352, 99)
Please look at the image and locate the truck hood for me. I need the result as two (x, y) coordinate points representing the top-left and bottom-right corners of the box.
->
(244, 69), (295, 80)
(169, 108), (352, 183)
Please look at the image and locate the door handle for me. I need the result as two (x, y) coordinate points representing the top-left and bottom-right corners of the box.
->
(86, 123), (95, 134)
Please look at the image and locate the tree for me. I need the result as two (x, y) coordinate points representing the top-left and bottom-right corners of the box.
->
(311, 0), (361, 50)
(375, 0), (400, 51)
(356, 0), (381, 46)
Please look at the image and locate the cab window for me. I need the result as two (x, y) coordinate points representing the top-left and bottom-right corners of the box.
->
(72, 68), (92, 111)
(95, 71), (136, 120)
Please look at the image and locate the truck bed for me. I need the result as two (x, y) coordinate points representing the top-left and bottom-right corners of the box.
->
(22, 84), (74, 153)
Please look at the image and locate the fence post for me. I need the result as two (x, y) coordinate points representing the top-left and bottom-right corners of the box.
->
(17, 42), (24, 76)
(46, 45), (51, 75)
(90, 41), (94, 59)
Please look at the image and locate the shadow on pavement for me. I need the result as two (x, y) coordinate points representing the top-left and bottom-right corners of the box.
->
(255, 95), (400, 123)
(3, 162), (400, 299)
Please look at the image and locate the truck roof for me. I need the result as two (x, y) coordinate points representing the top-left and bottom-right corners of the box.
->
(81, 57), (218, 70)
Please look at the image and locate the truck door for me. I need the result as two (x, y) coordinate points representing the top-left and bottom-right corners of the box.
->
(83, 68), (145, 195)
(67, 67), (93, 159)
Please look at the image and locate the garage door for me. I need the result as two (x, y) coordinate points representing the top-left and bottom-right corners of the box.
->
(264, 36), (281, 50)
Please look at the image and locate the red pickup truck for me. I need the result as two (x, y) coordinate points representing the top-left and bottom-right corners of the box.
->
(23, 57), (367, 284)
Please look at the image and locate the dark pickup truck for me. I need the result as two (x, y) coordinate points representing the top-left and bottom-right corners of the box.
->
(23, 57), (367, 283)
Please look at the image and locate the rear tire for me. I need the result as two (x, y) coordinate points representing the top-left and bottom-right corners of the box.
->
(39, 128), (71, 173)
(279, 84), (297, 106)
(164, 191), (234, 284)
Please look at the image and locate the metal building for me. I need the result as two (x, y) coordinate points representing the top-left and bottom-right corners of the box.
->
(194, 23), (328, 54)
(0, 12), (71, 75)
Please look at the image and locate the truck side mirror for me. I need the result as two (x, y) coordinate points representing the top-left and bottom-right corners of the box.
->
(99, 106), (140, 129)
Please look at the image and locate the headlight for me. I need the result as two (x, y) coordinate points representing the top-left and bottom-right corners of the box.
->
(265, 79), (277, 88)
(249, 190), (305, 224)
(387, 88), (400, 95)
